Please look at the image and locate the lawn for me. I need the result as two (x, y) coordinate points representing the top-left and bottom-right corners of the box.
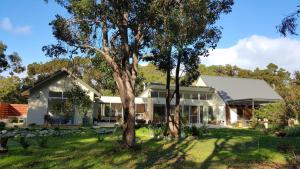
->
(0, 127), (299, 169)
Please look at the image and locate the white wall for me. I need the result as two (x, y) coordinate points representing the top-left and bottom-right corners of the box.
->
(27, 74), (96, 125)
(230, 108), (238, 124)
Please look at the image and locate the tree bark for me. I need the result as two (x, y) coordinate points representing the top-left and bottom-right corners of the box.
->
(172, 53), (182, 138)
(165, 69), (171, 136)
(114, 72), (136, 147)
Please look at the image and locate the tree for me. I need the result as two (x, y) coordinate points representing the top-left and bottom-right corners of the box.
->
(0, 76), (26, 103)
(45, 0), (156, 147)
(277, 5), (300, 36)
(148, 0), (233, 137)
(0, 41), (25, 75)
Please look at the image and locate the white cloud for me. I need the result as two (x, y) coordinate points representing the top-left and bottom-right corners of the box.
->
(0, 17), (31, 35)
(0, 17), (12, 31)
(202, 35), (300, 72)
(15, 25), (32, 34)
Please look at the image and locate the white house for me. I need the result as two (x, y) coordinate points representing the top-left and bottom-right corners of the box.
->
(24, 69), (282, 127)
(23, 69), (101, 125)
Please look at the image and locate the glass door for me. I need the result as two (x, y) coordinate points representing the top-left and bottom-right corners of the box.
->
(190, 106), (199, 124)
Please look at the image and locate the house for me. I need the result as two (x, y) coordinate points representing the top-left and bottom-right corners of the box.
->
(24, 69), (282, 127)
(98, 84), (222, 126)
(194, 75), (283, 126)
(23, 69), (101, 125)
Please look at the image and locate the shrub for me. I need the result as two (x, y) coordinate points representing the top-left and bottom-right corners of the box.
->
(19, 137), (30, 149)
(285, 125), (300, 137)
(190, 125), (199, 136)
(0, 122), (6, 130)
(277, 142), (296, 153)
(185, 125), (209, 138)
(37, 137), (48, 148)
(28, 123), (37, 128)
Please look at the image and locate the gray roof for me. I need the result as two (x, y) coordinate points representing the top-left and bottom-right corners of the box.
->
(201, 75), (283, 102)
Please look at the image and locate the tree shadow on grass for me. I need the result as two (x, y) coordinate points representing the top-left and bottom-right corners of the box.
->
(2, 128), (300, 169)
(134, 137), (199, 169)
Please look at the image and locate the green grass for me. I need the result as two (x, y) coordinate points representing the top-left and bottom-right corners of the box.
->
(0, 128), (299, 169)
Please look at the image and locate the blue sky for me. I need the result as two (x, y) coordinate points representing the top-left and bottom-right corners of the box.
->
(1, 0), (300, 73)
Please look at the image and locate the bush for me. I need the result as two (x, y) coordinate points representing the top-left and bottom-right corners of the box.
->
(190, 125), (199, 136)
(184, 125), (209, 138)
(277, 142), (296, 153)
(37, 137), (48, 148)
(19, 137), (30, 149)
(28, 123), (37, 128)
(0, 122), (6, 130)
(285, 125), (300, 137)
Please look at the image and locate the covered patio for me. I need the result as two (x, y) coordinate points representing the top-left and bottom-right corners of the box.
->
(226, 98), (282, 127)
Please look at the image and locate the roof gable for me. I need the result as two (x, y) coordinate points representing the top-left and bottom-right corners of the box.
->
(23, 69), (101, 97)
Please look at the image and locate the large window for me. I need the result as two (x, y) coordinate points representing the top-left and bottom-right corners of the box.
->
(159, 92), (166, 98)
(49, 91), (63, 98)
(190, 106), (198, 124)
(191, 93), (199, 100)
(136, 104), (146, 113)
(153, 104), (165, 123)
(200, 94), (206, 100)
(181, 105), (189, 125)
(208, 106), (216, 124)
(111, 103), (122, 116)
(200, 106), (204, 123)
(151, 91), (159, 98)
(183, 93), (190, 99)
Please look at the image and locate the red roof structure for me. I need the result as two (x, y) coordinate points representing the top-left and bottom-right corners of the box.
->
(0, 103), (28, 119)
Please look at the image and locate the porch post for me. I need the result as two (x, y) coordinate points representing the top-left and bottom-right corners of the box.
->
(252, 99), (255, 118)
(243, 106), (245, 127)
(109, 102), (111, 123)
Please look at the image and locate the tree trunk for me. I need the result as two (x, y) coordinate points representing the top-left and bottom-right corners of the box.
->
(114, 72), (136, 147)
(165, 69), (171, 136)
(122, 92), (136, 147)
(173, 54), (181, 138)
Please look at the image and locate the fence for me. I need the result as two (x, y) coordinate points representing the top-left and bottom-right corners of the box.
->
(0, 103), (28, 119)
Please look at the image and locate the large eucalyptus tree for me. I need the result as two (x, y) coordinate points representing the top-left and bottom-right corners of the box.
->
(44, 0), (155, 147)
(148, 0), (234, 137)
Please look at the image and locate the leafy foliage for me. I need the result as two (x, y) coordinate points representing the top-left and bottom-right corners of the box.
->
(0, 41), (25, 75)
(19, 137), (30, 149)
(285, 125), (300, 137)
(253, 102), (287, 127)
(0, 76), (26, 103)
(277, 5), (300, 36)
(0, 122), (6, 130)
(63, 85), (92, 116)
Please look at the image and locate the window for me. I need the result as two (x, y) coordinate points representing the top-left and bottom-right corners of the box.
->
(49, 91), (63, 98)
(153, 104), (165, 123)
(190, 106), (198, 123)
(111, 103), (122, 116)
(181, 106), (189, 125)
(200, 94), (207, 100)
(191, 93), (199, 100)
(183, 93), (190, 99)
(200, 106), (204, 123)
(208, 106), (215, 124)
(159, 92), (166, 98)
(136, 104), (146, 113)
(151, 91), (159, 98)
(206, 94), (213, 100)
